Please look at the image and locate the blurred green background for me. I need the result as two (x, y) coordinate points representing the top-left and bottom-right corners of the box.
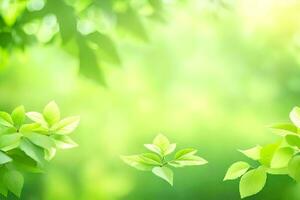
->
(2, 0), (300, 199)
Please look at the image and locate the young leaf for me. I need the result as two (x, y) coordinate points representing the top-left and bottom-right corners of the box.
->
(11, 106), (25, 128)
(175, 148), (197, 159)
(0, 112), (13, 127)
(43, 101), (60, 126)
(0, 168), (8, 197)
(51, 116), (80, 135)
(0, 133), (22, 152)
(26, 112), (48, 128)
(288, 155), (300, 182)
(290, 107), (300, 128)
(285, 134), (300, 148)
(153, 134), (170, 156)
(224, 161), (250, 181)
(152, 166), (173, 186)
(25, 132), (55, 151)
(140, 153), (162, 166)
(0, 151), (12, 165)
(239, 167), (267, 198)
(121, 155), (154, 171)
(144, 144), (161, 155)
(239, 145), (262, 160)
(44, 147), (56, 161)
(270, 147), (294, 169)
(52, 135), (78, 149)
(3, 170), (24, 197)
(259, 143), (280, 167)
(169, 155), (208, 167)
(269, 123), (298, 136)
(19, 123), (47, 134)
(267, 167), (288, 175)
(19, 138), (45, 165)
(165, 143), (176, 156)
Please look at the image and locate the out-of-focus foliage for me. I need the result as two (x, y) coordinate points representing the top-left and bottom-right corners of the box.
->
(121, 134), (207, 186)
(0, 101), (79, 198)
(2, 0), (300, 199)
(0, 0), (167, 84)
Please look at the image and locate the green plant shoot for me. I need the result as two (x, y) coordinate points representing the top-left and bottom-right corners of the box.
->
(121, 134), (208, 186)
(0, 101), (79, 198)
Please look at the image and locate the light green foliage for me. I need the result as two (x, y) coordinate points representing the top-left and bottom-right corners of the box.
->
(0, 0), (167, 85)
(224, 106), (300, 198)
(0, 101), (79, 198)
(121, 134), (207, 186)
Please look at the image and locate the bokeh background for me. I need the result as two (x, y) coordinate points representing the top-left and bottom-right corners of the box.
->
(2, 0), (300, 199)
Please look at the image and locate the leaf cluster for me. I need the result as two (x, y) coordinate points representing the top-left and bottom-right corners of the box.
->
(0, 101), (79, 197)
(121, 134), (207, 186)
(224, 107), (300, 198)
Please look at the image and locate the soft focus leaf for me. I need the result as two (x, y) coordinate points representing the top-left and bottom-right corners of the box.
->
(0, 133), (22, 151)
(26, 112), (48, 128)
(288, 155), (300, 182)
(285, 134), (300, 148)
(152, 166), (173, 186)
(25, 132), (55, 150)
(175, 148), (197, 159)
(290, 107), (300, 128)
(11, 106), (25, 128)
(121, 155), (154, 171)
(239, 145), (262, 160)
(0, 112), (13, 127)
(3, 170), (24, 197)
(239, 167), (267, 198)
(224, 161), (250, 180)
(19, 138), (45, 165)
(0, 151), (12, 165)
(259, 143), (280, 167)
(43, 101), (60, 126)
(269, 123), (298, 136)
(270, 147), (294, 169)
(140, 153), (162, 166)
(52, 135), (78, 149)
(52, 116), (80, 135)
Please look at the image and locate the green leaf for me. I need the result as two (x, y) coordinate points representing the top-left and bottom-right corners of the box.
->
(175, 148), (197, 159)
(78, 37), (106, 85)
(25, 132), (55, 151)
(152, 134), (174, 156)
(121, 155), (154, 171)
(51, 135), (78, 149)
(285, 134), (300, 148)
(259, 143), (280, 167)
(11, 106), (25, 128)
(26, 112), (48, 128)
(0, 151), (12, 165)
(0, 167), (8, 197)
(270, 147), (294, 169)
(169, 155), (208, 167)
(0, 133), (22, 151)
(19, 123), (47, 134)
(239, 167), (267, 198)
(288, 155), (300, 182)
(43, 101), (60, 126)
(267, 167), (288, 175)
(87, 32), (121, 65)
(140, 153), (162, 166)
(224, 161), (250, 181)
(152, 166), (173, 186)
(0, 112), (13, 127)
(239, 145), (262, 160)
(52, 116), (80, 135)
(269, 123), (298, 136)
(3, 170), (24, 197)
(144, 144), (161, 155)
(44, 147), (56, 161)
(290, 107), (300, 128)
(19, 138), (45, 165)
